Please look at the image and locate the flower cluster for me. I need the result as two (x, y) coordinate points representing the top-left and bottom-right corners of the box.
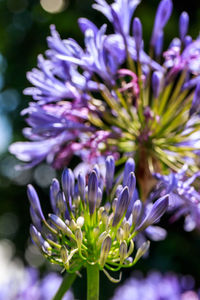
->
(154, 167), (200, 232)
(9, 0), (200, 184)
(111, 271), (199, 300)
(28, 156), (168, 280)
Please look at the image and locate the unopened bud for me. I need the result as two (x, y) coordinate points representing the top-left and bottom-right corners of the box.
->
(97, 231), (107, 247)
(116, 228), (124, 243)
(75, 227), (83, 249)
(60, 245), (69, 269)
(77, 216), (84, 228)
(123, 222), (130, 240)
(70, 219), (77, 231)
(99, 235), (112, 267)
(48, 214), (72, 238)
(134, 241), (150, 263)
(119, 241), (127, 264)
(93, 227), (100, 239)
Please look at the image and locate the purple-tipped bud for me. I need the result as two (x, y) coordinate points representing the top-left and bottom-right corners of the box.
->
(113, 187), (130, 227)
(30, 225), (51, 254)
(126, 172), (136, 202)
(93, 164), (100, 178)
(179, 12), (189, 41)
(48, 214), (72, 237)
(155, 31), (164, 57)
(105, 156), (115, 193)
(133, 17), (143, 54)
(184, 35), (192, 47)
(123, 158), (135, 186)
(132, 199), (142, 227)
(30, 207), (42, 231)
(151, 0), (173, 46)
(56, 191), (68, 217)
(61, 168), (74, 200)
(88, 170), (98, 215)
(152, 71), (162, 98)
(190, 82), (200, 116)
(78, 172), (86, 202)
(50, 179), (60, 213)
(27, 184), (45, 221)
(99, 235), (112, 267)
(136, 195), (169, 231)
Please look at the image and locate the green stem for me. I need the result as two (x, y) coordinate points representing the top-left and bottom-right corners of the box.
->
(87, 263), (100, 300)
(52, 272), (76, 300)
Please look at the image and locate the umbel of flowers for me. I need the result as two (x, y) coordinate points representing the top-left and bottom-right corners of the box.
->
(9, 0), (200, 203)
(28, 156), (168, 300)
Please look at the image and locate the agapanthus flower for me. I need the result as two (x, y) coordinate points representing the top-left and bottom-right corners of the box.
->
(9, 0), (200, 193)
(28, 156), (168, 288)
(111, 271), (199, 300)
(154, 166), (200, 232)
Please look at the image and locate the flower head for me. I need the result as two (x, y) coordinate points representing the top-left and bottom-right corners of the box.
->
(28, 156), (168, 280)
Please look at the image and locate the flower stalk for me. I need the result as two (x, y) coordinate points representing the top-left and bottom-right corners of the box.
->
(87, 264), (100, 300)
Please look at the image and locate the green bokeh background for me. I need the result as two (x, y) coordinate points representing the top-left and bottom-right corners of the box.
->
(0, 0), (200, 299)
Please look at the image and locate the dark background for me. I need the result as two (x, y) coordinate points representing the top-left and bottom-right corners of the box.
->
(0, 0), (200, 299)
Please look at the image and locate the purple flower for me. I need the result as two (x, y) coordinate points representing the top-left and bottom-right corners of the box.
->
(111, 271), (198, 300)
(154, 167), (200, 231)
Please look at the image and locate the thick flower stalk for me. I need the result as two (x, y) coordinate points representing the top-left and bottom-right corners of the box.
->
(28, 156), (168, 300)
(9, 0), (200, 190)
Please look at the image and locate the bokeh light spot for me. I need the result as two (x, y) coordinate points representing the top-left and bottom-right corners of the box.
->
(40, 0), (67, 14)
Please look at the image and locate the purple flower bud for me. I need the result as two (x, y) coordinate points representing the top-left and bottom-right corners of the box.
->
(134, 241), (150, 263)
(30, 225), (51, 254)
(93, 164), (100, 178)
(61, 168), (74, 201)
(155, 31), (164, 57)
(133, 18), (143, 54)
(136, 195), (169, 231)
(151, 0), (173, 46)
(97, 187), (103, 207)
(113, 187), (130, 227)
(56, 191), (69, 219)
(119, 241), (127, 264)
(179, 12), (189, 41)
(152, 71), (162, 98)
(132, 199), (142, 226)
(184, 35), (192, 47)
(126, 172), (136, 202)
(30, 207), (42, 231)
(123, 158), (135, 186)
(190, 82), (200, 116)
(88, 170), (98, 215)
(105, 155), (115, 193)
(27, 184), (45, 221)
(48, 214), (73, 237)
(77, 172), (86, 202)
(50, 179), (60, 213)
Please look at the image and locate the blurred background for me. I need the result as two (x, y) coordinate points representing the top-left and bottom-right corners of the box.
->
(0, 0), (200, 299)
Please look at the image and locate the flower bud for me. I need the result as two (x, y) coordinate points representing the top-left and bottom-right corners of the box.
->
(136, 195), (169, 231)
(56, 191), (68, 218)
(116, 228), (124, 243)
(105, 156), (115, 193)
(48, 214), (73, 237)
(123, 222), (130, 240)
(30, 225), (51, 255)
(113, 187), (129, 227)
(99, 235), (112, 267)
(179, 12), (189, 41)
(50, 178), (60, 213)
(27, 184), (45, 221)
(96, 187), (103, 208)
(104, 202), (111, 213)
(119, 241), (127, 264)
(70, 219), (77, 231)
(30, 206), (42, 231)
(132, 199), (142, 227)
(126, 172), (136, 202)
(123, 158), (135, 186)
(60, 245), (69, 269)
(133, 18), (143, 54)
(75, 227), (83, 249)
(97, 231), (107, 248)
(155, 31), (163, 57)
(93, 227), (100, 239)
(88, 170), (98, 215)
(151, 0), (173, 46)
(77, 172), (85, 202)
(77, 216), (84, 228)
(62, 168), (74, 201)
(101, 210), (108, 225)
(152, 71), (162, 98)
(134, 241), (150, 263)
